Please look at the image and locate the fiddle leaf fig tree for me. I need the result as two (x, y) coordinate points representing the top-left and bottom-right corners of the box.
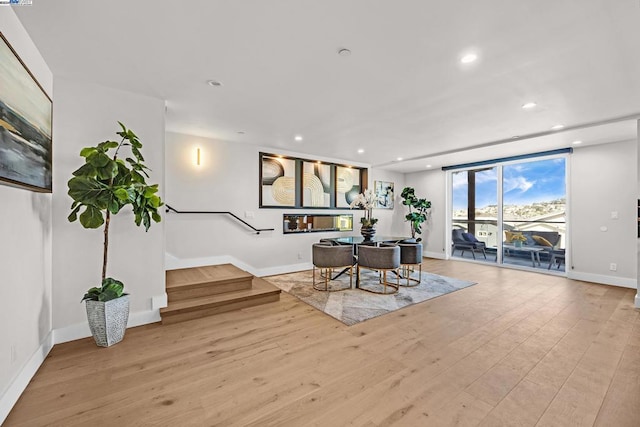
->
(400, 187), (431, 242)
(68, 122), (163, 300)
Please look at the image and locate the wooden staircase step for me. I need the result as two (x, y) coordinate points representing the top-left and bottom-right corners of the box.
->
(160, 277), (281, 325)
(166, 264), (253, 301)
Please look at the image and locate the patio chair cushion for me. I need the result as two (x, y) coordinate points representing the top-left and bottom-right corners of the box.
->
(532, 235), (553, 247)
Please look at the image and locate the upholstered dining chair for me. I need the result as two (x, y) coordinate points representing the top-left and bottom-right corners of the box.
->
(398, 242), (423, 286)
(380, 242), (423, 286)
(357, 245), (400, 294)
(312, 243), (354, 291)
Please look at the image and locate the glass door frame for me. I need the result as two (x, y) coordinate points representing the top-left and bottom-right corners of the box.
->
(446, 153), (570, 274)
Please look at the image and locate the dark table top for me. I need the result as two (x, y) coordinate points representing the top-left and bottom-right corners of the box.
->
(325, 236), (412, 245)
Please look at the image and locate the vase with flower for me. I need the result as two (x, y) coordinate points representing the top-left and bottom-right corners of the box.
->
(511, 233), (527, 248)
(349, 189), (379, 240)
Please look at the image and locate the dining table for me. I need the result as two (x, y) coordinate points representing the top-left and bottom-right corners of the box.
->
(321, 236), (412, 284)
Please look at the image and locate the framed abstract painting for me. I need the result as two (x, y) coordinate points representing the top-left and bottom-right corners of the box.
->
(374, 180), (394, 209)
(0, 33), (52, 192)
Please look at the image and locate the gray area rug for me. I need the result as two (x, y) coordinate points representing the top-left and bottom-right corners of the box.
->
(265, 269), (477, 326)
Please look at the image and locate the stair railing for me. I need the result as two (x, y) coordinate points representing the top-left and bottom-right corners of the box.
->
(165, 204), (274, 235)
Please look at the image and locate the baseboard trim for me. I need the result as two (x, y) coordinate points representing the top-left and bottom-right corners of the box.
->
(0, 332), (54, 425)
(165, 253), (312, 277)
(53, 309), (161, 345)
(425, 251), (446, 260)
(567, 271), (637, 289)
(257, 262), (313, 277)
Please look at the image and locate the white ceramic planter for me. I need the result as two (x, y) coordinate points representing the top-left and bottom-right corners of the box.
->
(85, 295), (130, 347)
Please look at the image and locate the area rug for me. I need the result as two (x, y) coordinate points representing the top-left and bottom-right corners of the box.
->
(265, 269), (476, 326)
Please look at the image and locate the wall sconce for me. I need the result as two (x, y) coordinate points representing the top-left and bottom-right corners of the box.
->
(195, 147), (201, 166)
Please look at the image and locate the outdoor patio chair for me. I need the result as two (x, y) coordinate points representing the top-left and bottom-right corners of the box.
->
(452, 229), (487, 260)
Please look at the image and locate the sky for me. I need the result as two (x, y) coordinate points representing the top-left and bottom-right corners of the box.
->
(452, 158), (566, 210)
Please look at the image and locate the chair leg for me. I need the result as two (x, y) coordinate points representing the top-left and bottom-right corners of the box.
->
(482, 249), (487, 259)
(383, 270), (387, 293)
(349, 265), (353, 288)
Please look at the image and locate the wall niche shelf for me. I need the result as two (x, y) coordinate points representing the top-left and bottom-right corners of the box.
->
(283, 214), (353, 234)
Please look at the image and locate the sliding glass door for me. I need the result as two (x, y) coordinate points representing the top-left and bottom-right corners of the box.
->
(451, 167), (498, 263)
(450, 156), (567, 273)
(502, 158), (566, 271)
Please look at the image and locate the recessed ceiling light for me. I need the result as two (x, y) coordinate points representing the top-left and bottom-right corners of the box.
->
(551, 124), (565, 130)
(338, 48), (351, 57)
(357, 149), (364, 154)
(206, 80), (222, 87)
(572, 140), (583, 145)
(396, 157), (403, 161)
(460, 53), (478, 64)
(426, 164), (432, 168)
(512, 136), (520, 139)
(521, 102), (537, 109)
(294, 135), (303, 142)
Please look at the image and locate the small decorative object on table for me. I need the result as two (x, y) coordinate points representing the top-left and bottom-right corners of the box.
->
(511, 233), (527, 248)
(350, 189), (379, 240)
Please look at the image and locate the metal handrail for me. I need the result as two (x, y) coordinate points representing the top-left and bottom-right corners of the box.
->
(165, 204), (274, 235)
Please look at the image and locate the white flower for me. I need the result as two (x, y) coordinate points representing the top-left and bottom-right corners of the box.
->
(349, 189), (378, 210)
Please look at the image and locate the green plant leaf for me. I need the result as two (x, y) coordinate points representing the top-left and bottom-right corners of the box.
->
(114, 188), (129, 201)
(148, 194), (161, 208)
(97, 140), (119, 150)
(94, 159), (117, 180)
(80, 147), (97, 158)
(81, 287), (102, 302)
(68, 177), (107, 205)
(102, 277), (124, 296)
(68, 205), (81, 222)
(87, 152), (111, 168)
(72, 163), (97, 177)
(79, 205), (105, 229)
(144, 185), (158, 197)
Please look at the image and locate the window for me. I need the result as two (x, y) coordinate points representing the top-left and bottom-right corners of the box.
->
(449, 155), (567, 273)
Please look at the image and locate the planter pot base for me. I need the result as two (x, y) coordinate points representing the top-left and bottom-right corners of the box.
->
(85, 295), (130, 347)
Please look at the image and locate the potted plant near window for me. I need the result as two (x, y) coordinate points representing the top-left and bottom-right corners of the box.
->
(400, 187), (431, 242)
(67, 122), (163, 347)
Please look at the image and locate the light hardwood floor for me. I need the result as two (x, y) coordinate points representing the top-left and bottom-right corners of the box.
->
(5, 259), (640, 426)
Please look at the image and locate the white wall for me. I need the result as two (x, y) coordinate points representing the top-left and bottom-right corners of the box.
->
(405, 169), (447, 259)
(0, 8), (53, 422)
(165, 132), (405, 275)
(51, 78), (166, 338)
(569, 139), (637, 287)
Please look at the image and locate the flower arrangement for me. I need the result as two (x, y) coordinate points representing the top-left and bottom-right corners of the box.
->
(511, 233), (527, 243)
(349, 188), (379, 228)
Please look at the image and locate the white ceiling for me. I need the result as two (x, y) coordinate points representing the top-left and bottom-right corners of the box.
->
(15, 0), (640, 172)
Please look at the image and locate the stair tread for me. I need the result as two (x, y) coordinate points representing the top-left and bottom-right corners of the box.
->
(166, 264), (253, 289)
(161, 277), (280, 314)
